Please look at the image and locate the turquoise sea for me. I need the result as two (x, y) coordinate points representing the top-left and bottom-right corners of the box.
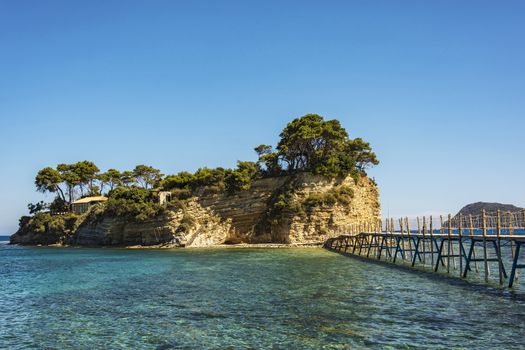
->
(1, 241), (525, 349)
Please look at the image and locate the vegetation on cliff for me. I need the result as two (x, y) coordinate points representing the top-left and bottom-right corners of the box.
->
(13, 212), (81, 244)
(105, 187), (166, 222)
(255, 114), (378, 178)
(16, 114), (379, 243)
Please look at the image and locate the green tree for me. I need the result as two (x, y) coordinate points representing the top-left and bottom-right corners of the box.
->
(28, 201), (48, 215)
(257, 114), (379, 178)
(225, 161), (260, 192)
(106, 186), (163, 221)
(161, 171), (195, 190)
(57, 164), (81, 204)
(276, 114), (348, 172)
(133, 165), (163, 189)
(254, 144), (281, 176)
(191, 167), (227, 189)
(35, 167), (66, 202)
(346, 137), (379, 171)
(98, 168), (122, 194)
(49, 196), (69, 213)
(120, 171), (135, 187)
(71, 161), (100, 196)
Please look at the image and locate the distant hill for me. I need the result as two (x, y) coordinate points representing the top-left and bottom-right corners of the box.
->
(455, 202), (523, 217)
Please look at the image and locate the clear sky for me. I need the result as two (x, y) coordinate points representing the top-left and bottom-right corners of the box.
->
(1, 0), (524, 234)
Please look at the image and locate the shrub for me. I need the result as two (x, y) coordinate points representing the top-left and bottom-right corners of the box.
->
(19, 212), (80, 235)
(162, 171), (195, 190)
(176, 213), (196, 233)
(167, 198), (185, 211)
(170, 188), (193, 200)
(163, 162), (261, 196)
(105, 186), (164, 221)
(49, 197), (69, 213)
(303, 186), (354, 209)
(225, 161), (260, 193)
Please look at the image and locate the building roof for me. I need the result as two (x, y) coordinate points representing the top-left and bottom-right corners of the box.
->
(72, 196), (108, 204)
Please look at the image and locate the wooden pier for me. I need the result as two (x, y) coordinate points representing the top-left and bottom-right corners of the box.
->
(324, 209), (525, 288)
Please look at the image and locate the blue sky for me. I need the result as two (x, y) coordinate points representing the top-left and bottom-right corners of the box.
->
(1, 0), (524, 233)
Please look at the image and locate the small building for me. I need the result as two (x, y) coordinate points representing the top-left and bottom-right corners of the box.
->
(71, 196), (108, 214)
(158, 191), (172, 205)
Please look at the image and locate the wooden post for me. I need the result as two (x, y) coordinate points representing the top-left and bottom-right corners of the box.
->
(422, 216), (427, 264)
(398, 218), (404, 260)
(508, 211), (515, 256)
(390, 218), (395, 258)
(482, 209), (489, 282)
(417, 216), (421, 263)
(439, 215), (446, 271)
(384, 220), (387, 234)
(497, 210), (503, 285)
(448, 214), (454, 272)
(458, 213), (463, 277)
(430, 215), (434, 267)
(508, 211), (516, 280)
(390, 218), (396, 253)
(469, 214), (478, 273)
(406, 217), (413, 262)
(497, 210), (501, 239)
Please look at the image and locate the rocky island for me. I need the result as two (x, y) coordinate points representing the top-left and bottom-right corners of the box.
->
(10, 114), (381, 247)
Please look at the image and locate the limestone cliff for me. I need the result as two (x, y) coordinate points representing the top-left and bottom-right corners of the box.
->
(10, 173), (380, 247)
(195, 172), (380, 244)
(242, 173), (379, 244)
(73, 199), (232, 247)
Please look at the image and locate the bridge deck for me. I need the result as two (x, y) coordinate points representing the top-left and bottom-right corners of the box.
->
(324, 231), (525, 289)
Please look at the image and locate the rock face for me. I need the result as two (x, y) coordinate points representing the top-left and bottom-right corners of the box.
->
(10, 173), (380, 247)
(285, 174), (380, 244)
(196, 176), (289, 242)
(10, 229), (62, 245)
(197, 172), (380, 244)
(74, 200), (232, 247)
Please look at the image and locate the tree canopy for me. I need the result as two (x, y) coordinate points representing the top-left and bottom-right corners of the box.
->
(133, 165), (163, 190)
(34, 161), (163, 206)
(256, 114), (379, 178)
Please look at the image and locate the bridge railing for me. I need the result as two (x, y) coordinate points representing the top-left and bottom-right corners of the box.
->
(324, 209), (525, 289)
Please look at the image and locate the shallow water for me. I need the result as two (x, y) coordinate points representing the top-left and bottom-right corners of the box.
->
(1, 244), (524, 349)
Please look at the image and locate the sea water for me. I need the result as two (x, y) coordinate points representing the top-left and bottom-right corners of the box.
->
(1, 243), (525, 349)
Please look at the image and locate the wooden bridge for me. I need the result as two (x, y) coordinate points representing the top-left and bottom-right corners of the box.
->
(324, 209), (525, 288)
